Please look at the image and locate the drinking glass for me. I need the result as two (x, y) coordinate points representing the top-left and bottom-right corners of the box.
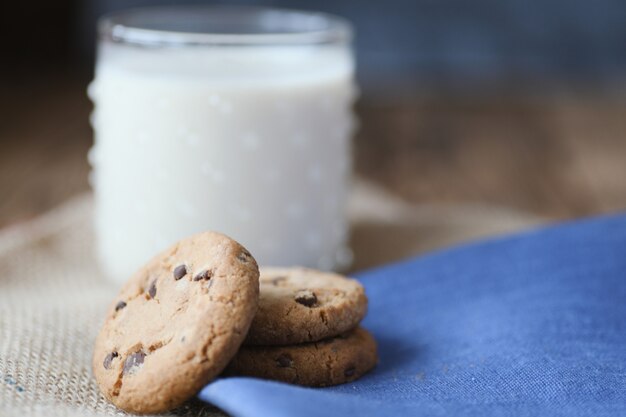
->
(89, 6), (356, 283)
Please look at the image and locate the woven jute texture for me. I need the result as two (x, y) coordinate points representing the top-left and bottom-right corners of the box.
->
(0, 185), (541, 417)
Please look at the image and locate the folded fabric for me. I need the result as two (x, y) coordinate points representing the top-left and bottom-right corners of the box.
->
(199, 214), (626, 417)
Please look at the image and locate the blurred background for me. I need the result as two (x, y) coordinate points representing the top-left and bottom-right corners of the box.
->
(2, 0), (626, 257)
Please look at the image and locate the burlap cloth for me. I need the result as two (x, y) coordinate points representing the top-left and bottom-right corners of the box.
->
(0, 181), (542, 417)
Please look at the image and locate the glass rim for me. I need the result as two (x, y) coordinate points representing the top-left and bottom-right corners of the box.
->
(98, 5), (353, 47)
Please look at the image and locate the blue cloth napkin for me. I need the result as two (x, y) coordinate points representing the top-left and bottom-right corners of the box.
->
(199, 214), (626, 416)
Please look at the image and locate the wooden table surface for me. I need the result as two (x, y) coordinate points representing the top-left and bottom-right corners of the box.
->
(2, 72), (626, 230)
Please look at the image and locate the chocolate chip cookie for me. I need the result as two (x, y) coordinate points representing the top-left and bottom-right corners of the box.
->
(244, 267), (367, 345)
(92, 231), (259, 414)
(227, 327), (377, 387)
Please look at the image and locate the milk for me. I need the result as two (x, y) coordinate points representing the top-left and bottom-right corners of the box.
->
(89, 42), (356, 283)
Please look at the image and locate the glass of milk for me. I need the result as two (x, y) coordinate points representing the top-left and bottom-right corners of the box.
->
(88, 6), (356, 283)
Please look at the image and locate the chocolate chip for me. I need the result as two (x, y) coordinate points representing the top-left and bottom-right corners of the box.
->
(173, 265), (187, 280)
(193, 269), (212, 281)
(344, 366), (356, 377)
(147, 280), (157, 298)
(237, 249), (252, 263)
(103, 352), (118, 369)
(276, 353), (293, 368)
(123, 351), (146, 375)
(114, 301), (126, 311)
(294, 290), (317, 307)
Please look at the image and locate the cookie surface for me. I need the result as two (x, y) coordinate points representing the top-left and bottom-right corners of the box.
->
(227, 327), (377, 387)
(245, 267), (367, 345)
(92, 231), (259, 414)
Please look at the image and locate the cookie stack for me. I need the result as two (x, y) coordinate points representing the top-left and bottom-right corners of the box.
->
(92, 232), (377, 414)
(226, 267), (376, 387)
